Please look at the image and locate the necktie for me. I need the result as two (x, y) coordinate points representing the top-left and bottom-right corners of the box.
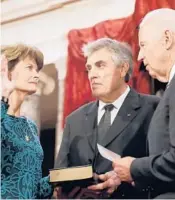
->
(98, 104), (114, 143)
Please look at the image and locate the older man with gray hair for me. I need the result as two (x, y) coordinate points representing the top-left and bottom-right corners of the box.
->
(102, 8), (175, 199)
(55, 38), (159, 198)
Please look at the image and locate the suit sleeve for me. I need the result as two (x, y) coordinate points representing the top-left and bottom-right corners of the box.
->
(131, 91), (175, 186)
(55, 118), (70, 168)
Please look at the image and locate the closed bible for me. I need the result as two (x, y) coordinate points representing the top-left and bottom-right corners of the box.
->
(50, 165), (108, 199)
(50, 165), (95, 187)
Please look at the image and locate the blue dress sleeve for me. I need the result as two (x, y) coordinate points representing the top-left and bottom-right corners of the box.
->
(1, 101), (8, 120)
(37, 176), (53, 199)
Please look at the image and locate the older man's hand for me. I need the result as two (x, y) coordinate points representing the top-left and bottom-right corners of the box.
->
(88, 171), (121, 194)
(112, 157), (135, 183)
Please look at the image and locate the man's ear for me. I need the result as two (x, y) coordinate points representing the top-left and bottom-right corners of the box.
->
(121, 62), (129, 78)
(164, 30), (174, 50)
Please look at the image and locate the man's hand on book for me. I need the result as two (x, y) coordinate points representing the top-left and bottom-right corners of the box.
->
(88, 171), (121, 194)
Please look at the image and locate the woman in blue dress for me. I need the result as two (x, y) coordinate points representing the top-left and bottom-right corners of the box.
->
(1, 44), (53, 199)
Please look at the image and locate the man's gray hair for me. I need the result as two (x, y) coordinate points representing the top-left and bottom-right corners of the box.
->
(82, 38), (133, 82)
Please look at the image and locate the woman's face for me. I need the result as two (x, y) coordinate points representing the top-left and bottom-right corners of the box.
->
(9, 56), (40, 94)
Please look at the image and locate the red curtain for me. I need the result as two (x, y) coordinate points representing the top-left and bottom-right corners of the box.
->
(63, 0), (175, 125)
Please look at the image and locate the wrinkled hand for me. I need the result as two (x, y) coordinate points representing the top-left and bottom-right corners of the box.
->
(88, 171), (121, 194)
(52, 186), (62, 199)
(113, 157), (135, 183)
(1, 55), (14, 98)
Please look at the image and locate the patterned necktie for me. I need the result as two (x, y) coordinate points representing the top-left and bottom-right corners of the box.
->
(98, 104), (114, 143)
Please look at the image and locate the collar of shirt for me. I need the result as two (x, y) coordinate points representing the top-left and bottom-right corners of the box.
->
(168, 63), (175, 84)
(98, 86), (130, 124)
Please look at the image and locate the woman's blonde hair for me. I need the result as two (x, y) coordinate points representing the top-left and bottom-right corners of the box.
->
(1, 43), (44, 71)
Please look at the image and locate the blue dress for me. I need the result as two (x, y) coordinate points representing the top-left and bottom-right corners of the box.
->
(1, 101), (53, 199)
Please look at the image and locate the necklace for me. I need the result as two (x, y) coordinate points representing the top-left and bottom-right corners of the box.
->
(25, 135), (30, 142)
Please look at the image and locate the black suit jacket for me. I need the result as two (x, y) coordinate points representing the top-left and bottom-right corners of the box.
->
(131, 75), (175, 198)
(55, 88), (159, 198)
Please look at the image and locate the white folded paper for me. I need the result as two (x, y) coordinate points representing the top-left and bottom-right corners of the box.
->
(97, 143), (121, 162)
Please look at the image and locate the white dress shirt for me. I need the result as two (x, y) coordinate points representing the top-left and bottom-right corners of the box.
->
(168, 63), (175, 84)
(97, 86), (130, 125)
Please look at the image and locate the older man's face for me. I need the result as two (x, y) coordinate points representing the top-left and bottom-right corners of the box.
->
(86, 48), (127, 101)
(138, 24), (168, 82)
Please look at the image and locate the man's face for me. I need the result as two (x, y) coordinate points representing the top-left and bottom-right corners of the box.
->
(10, 56), (40, 94)
(86, 48), (126, 100)
(138, 24), (168, 82)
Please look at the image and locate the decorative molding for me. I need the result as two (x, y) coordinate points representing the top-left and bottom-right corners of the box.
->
(1, 0), (81, 25)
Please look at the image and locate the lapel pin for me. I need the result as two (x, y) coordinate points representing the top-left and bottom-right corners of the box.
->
(127, 113), (131, 117)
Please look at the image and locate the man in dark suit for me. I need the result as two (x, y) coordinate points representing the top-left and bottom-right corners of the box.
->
(103, 9), (175, 199)
(55, 38), (159, 198)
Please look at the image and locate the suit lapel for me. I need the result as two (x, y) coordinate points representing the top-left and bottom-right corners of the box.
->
(83, 101), (98, 153)
(100, 89), (141, 147)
